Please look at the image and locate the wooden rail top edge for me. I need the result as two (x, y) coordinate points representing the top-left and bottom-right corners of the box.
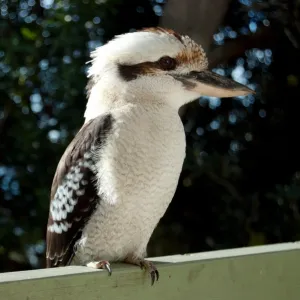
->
(0, 241), (299, 283)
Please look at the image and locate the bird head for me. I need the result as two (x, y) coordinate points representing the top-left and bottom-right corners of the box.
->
(85, 27), (254, 120)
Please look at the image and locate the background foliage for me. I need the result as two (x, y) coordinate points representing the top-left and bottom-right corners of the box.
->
(1, 0), (300, 272)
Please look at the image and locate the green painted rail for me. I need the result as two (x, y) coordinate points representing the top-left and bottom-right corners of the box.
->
(0, 242), (300, 300)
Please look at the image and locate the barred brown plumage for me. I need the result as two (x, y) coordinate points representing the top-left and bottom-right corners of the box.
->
(46, 113), (113, 267)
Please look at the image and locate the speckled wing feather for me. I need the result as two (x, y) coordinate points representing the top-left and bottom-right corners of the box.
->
(46, 113), (113, 268)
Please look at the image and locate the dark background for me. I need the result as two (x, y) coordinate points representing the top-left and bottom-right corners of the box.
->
(1, 0), (300, 272)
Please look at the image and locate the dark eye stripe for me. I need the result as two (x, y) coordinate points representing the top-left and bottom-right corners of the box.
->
(118, 56), (178, 81)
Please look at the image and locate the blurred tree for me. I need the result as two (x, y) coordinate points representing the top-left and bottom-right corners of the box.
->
(0, 0), (300, 272)
(161, 0), (232, 51)
(149, 0), (300, 256)
(0, 0), (160, 271)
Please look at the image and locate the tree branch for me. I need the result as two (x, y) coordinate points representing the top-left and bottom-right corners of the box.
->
(160, 0), (232, 51)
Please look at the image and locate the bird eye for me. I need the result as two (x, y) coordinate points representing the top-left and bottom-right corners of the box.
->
(158, 56), (176, 71)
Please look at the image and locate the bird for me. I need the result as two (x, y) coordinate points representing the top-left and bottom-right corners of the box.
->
(46, 27), (254, 285)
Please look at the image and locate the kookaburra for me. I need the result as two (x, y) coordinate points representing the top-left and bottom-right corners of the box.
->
(46, 27), (253, 284)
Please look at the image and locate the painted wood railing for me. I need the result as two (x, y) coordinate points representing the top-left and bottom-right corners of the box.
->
(0, 242), (300, 300)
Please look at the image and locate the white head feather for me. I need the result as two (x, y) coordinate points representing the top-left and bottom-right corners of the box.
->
(84, 28), (207, 121)
(84, 28), (253, 122)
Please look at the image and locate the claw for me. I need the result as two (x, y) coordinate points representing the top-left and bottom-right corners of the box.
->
(140, 260), (159, 286)
(155, 269), (159, 281)
(150, 270), (156, 285)
(104, 261), (112, 276)
(86, 260), (112, 276)
(124, 256), (159, 285)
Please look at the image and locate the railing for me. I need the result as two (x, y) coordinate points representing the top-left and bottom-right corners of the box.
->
(0, 242), (299, 300)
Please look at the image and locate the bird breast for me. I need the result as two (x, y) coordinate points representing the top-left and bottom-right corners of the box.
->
(76, 103), (186, 263)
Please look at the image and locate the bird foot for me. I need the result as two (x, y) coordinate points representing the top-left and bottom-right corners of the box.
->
(86, 260), (112, 275)
(139, 260), (159, 285)
(125, 257), (159, 285)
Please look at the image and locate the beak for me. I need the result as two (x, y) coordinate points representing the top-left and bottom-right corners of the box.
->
(176, 70), (255, 97)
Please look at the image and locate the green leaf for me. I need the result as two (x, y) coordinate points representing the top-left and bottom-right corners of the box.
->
(20, 28), (37, 40)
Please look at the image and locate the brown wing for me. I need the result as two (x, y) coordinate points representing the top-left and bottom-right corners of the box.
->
(46, 113), (113, 267)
